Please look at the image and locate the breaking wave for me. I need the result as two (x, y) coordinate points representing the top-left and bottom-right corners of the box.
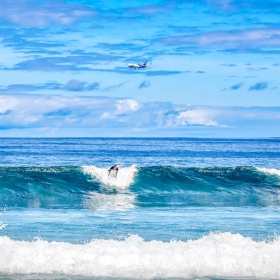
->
(257, 167), (280, 177)
(0, 233), (280, 279)
(82, 164), (137, 189)
(0, 165), (280, 209)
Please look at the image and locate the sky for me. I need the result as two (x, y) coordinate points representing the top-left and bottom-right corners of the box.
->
(0, 0), (279, 137)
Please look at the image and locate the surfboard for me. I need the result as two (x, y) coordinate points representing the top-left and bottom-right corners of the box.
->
(108, 169), (118, 180)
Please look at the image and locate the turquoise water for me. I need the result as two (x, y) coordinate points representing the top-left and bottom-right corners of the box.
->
(0, 138), (280, 279)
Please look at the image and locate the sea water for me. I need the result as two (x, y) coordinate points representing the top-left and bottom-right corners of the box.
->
(0, 138), (280, 280)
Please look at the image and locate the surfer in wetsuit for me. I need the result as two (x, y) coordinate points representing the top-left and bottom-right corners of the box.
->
(108, 165), (118, 176)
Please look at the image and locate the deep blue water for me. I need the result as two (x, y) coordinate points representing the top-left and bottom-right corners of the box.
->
(0, 138), (280, 280)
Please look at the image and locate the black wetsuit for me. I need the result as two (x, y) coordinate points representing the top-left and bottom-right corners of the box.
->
(108, 166), (118, 176)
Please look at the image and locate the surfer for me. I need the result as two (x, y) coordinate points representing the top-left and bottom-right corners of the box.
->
(108, 165), (118, 172)
(108, 165), (118, 177)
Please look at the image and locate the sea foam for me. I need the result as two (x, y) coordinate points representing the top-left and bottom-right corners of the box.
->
(0, 220), (7, 230)
(256, 167), (280, 177)
(1, 233), (280, 279)
(82, 165), (137, 189)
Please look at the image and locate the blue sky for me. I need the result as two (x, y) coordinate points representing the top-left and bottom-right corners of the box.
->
(0, 0), (279, 137)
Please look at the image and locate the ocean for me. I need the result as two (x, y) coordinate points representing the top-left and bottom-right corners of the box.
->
(0, 138), (280, 280)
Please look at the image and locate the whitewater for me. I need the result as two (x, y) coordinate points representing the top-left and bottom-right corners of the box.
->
(0, 138), (280, 280)
(1, 233), (280, 279)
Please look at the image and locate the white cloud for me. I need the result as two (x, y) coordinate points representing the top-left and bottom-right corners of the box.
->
(0, 94), (279, 137)
(0, 95), (221, 129)
(116, 99), (141, 113)
(0, 1), (95, 26)
(100, 112), (113, 120)
(176, 109), (220, 126)
(100, 99), (142, 121)
(158, 28), (280, 48)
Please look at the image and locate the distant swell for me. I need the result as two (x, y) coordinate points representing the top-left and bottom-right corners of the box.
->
(0, 233), (280, 279)
(0, 165), (280, 209)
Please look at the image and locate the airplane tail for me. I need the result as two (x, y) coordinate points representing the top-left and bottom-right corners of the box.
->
(144, 61), (147, 65)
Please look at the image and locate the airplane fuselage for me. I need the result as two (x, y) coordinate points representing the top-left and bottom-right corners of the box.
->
(127, 61), (147, 69)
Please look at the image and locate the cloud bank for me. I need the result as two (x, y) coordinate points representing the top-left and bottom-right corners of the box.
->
(0, 94), (279, 137)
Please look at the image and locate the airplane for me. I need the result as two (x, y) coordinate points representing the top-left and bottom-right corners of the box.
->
(127, 61), (150, 69)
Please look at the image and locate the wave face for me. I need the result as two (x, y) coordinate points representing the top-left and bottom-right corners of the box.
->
(133, 166), (280, 207)
(0, 165), (138, 209)
(0, 165), (280, 209)
(0, 166), (93, 209)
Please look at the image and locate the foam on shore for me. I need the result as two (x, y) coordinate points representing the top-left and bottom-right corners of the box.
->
(1, 233), (280, 279)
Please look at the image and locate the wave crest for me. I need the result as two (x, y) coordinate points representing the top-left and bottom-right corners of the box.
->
(82, 165), (138, 189)
(257, 167), (280, 177)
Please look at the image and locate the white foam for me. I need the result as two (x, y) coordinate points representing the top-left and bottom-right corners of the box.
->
(1, 233), (280, 279)
(82, 165), (137, 189)
(0, 220), (7, 230)
(256, 167), (280, 177)
(84, 192), (136, 211)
